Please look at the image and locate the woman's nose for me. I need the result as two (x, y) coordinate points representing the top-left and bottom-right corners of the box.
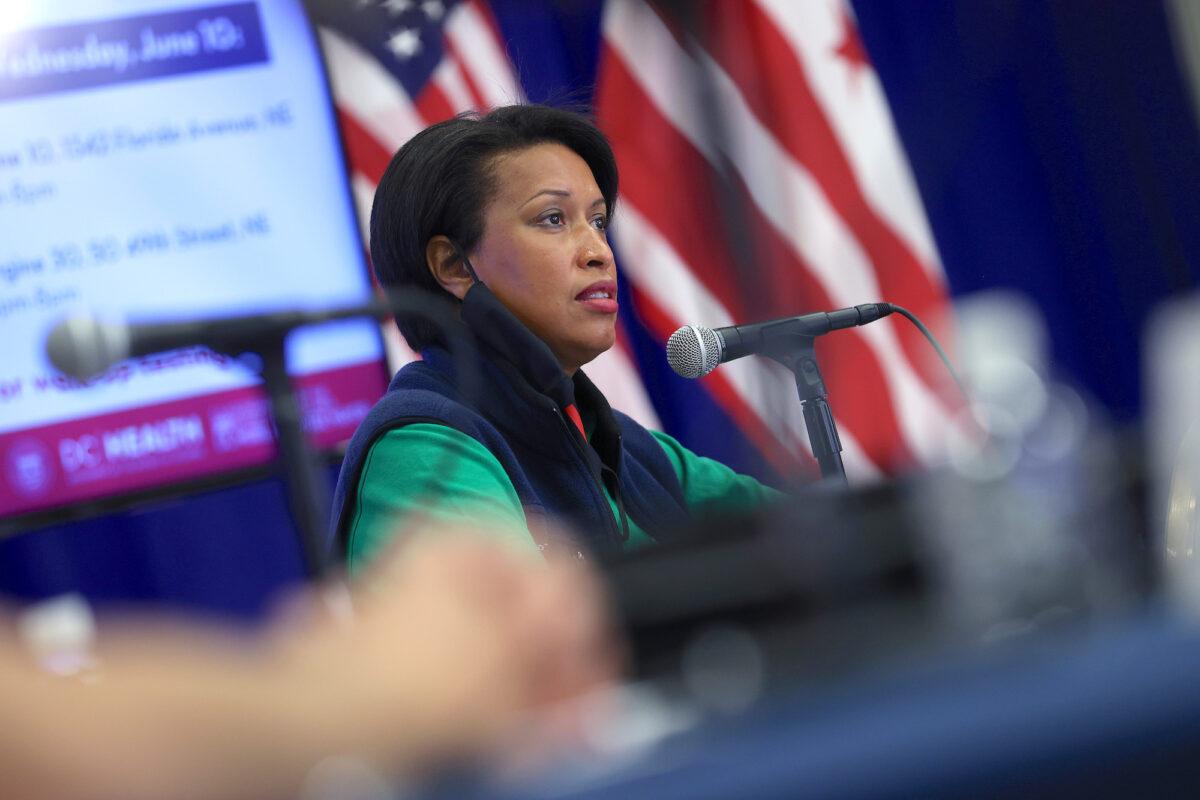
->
(579, 227), (613, 267)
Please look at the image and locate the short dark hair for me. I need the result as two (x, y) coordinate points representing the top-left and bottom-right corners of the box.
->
(369, 104), (619, 350)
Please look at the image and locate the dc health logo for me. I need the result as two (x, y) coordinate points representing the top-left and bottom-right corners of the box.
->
(5, 438), (54, 497)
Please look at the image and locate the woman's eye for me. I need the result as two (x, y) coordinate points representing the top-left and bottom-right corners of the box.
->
(591, 216), (608, 231)
(541, 212), (564, 226)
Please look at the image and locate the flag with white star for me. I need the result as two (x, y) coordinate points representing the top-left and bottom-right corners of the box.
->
(304, 0), (525, 367)
(307, 0), (523, 191)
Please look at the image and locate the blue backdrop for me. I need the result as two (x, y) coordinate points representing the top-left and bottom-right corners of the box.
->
(2, 1), (1198, 618)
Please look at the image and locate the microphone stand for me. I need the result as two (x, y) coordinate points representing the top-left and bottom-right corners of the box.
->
(770, 336), (847, 484)
(254, 336), (331, 581)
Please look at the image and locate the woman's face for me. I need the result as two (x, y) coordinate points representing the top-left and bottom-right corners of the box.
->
(469, 142), (617, 374)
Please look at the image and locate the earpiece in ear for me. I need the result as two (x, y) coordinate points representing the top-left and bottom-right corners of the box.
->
(447, 239), (480, 283)
(425, 235), (481, 300)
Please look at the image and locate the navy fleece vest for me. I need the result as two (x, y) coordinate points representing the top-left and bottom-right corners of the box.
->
(329, 346), (690, 560)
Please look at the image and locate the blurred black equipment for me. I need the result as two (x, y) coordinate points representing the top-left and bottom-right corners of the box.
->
(605, 444), (1146, 688)
(607, 481), (931, 684)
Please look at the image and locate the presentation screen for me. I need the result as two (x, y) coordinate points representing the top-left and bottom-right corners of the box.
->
(0, 1), (387, 520)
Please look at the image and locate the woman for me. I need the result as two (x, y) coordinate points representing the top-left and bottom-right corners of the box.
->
(331, 104), (777, 568)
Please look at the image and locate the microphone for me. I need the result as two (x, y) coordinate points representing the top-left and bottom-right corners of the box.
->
(46, 301), (388, 380)
(666, 303), (894, 379)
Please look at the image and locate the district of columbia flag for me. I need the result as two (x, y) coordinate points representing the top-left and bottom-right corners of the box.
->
(596, 0), (960, 479)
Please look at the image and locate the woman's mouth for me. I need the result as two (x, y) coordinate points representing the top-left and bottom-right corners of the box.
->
(575, 281), (618, 314)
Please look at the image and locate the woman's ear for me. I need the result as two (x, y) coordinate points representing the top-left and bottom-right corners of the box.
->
(425, 235), (474, 300)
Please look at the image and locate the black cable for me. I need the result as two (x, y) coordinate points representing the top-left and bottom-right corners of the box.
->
(886, 303), (970, 403)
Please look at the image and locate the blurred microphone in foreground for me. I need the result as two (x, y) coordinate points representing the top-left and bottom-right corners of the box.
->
(45, 303), (389, 381)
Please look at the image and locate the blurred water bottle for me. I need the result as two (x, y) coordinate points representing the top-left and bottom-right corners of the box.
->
(918, 292), (1138, 641)
(1147, 295), (1200, 613)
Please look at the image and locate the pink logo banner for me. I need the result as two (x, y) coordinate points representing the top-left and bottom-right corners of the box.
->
(0, 358), (385, 518)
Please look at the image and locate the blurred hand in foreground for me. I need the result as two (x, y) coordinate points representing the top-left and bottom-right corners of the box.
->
(0, 524), (620, 800)
(294, 524), (622, 770)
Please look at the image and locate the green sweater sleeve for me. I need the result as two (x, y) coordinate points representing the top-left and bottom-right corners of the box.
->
(649, 429), (782, 516)
(346, 423), (781, 571)
(345, 423), (537, 572)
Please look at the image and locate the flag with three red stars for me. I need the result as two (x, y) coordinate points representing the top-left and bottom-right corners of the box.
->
(307, 0), (957, 480)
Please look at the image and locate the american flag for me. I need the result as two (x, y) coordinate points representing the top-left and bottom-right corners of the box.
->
(307, 0), (957, 480)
